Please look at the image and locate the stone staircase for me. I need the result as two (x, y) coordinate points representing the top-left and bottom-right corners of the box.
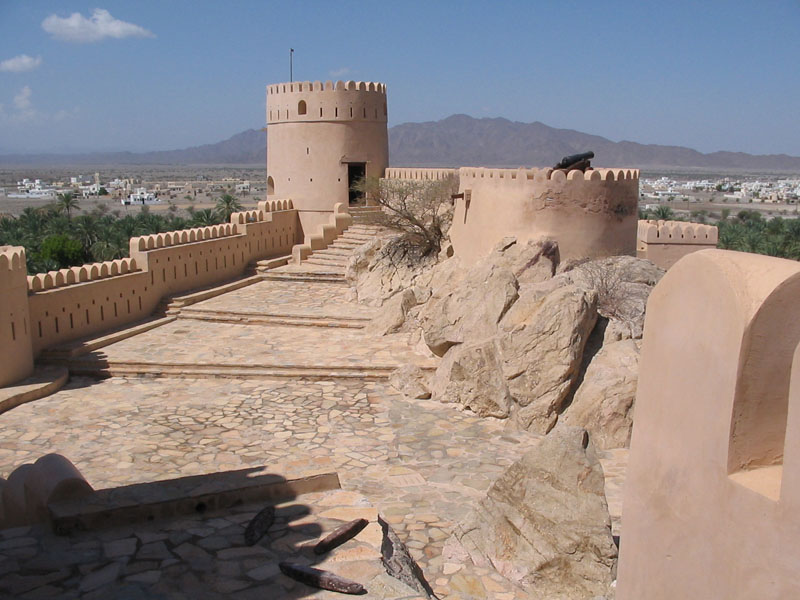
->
(348, 205), (384, 225)
(261, 223), (386, 284)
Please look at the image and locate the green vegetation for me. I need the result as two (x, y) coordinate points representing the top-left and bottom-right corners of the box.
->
(0, 200), (231, 274)
(716, 211), (800, 260)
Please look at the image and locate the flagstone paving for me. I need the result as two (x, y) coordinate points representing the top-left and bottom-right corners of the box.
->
(0, 231), (629, 598)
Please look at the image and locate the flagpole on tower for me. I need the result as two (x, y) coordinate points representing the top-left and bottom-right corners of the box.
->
(290, 48), (294, 82)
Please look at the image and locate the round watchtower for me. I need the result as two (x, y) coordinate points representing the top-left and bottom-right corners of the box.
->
(266, 80), (388, 232)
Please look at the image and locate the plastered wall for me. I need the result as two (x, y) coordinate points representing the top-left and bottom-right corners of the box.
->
(266, 80), (388, 233)
(636, 219), (718, 269)
(618, 249), (800, 599)
(0, 246), (33, 387)
(384, 168), (458, 181)
(0, 205), (300, 385)
(449, 166), (639, 263)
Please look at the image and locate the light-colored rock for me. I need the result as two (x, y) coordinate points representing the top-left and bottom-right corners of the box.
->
(388, 365), (432, 400)
(500, 284), (598, 433)
(563, 339), (639, 449)
(419, 264), (519, 357)
(485, 237), (559, 285)
(453, 425), (616, 599)
(430, 340), (512, 418)
(367, 289), (418, 335)
(346, 235), (438, 306)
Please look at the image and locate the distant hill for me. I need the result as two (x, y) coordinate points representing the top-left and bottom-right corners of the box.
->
(2, 115), (799, 171)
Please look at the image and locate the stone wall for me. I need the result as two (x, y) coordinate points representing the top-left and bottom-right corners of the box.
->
(0, 204), (301, 384)
(618, 249), (800, 598)
(0, 246), (33, 387)
(636, 219), (718, 269)
(448, 167), (639, 263)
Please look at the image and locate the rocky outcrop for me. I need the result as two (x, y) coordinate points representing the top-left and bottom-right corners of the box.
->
(346, 235), (439, 306)
(352, 234), (661, 445)
(430, 340), (512, 418)
(563, 339), (639, 449)
(367, 289), (419, 336)
(452, 425), (617, 598)
(499, 284), (598, 433)
(419, 263), (519, 357)
(388, 365), (431, 400)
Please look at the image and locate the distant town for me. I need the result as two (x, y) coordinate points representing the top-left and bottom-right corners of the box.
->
(0, 167), (266, 217)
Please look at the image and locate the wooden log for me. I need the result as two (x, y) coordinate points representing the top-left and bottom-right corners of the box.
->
(244, 505), (275, 546)
(314, 518), (369, 555)
(279, 562), (366, 595)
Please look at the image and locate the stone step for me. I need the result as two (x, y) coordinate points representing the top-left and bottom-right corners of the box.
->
(64, 360), (409, 381)
(305, 255), (349, 266)
(314, 248), (352, 257)
(178, 308), (369, 329)
(261, 272), (346, 284)
(340, 233), (375, 243)
(303, 260), (348, 269)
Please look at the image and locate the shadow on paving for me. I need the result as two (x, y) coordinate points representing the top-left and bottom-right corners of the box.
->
(0, 467), (386, 599)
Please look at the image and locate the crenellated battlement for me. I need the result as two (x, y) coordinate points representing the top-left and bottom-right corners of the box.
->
(448, 166), (640, 263)
(384, 168), (458, 181)
(129, 223), (237, 254)
(0, 246), (28, 289)
(636, 219), (718, 269)
(267, 80), (387, 124)
(256, 198), (294, 213)
(637, 219), (718, 245)
(457, 166), (639, 184)
(27, 259), (139, 292)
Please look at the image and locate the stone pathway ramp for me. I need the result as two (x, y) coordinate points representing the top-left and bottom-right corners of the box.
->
(0, 222), (627, 599)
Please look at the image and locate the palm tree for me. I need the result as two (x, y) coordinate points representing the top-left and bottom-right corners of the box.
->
(215, 194), (242, 222)
(191, 208), (220, 226)
(56, 193), (80, 220)
(652, 205), (674, 220)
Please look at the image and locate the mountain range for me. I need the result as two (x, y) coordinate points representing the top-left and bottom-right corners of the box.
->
(2, 115), (799, 171)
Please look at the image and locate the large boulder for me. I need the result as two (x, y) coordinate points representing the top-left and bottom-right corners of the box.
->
(430, 339), (512, 418)
(562, 339), (639, 449)
(499, 284), (598, 433)
(388, 365), (432, 400)
(367, 288), (419, 336)
(419, 263), (519, 357)
(452, 425), (617, 598)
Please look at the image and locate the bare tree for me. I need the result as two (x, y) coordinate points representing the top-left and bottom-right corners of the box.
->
(355, 174), (459, 256)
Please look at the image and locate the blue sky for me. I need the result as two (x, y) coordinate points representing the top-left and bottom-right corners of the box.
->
(1, 1), (799, 156)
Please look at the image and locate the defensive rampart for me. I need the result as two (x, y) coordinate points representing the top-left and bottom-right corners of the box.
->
(618, 249), (800, 599)
(0, 246), (33, 387)
(0, 204), (300, 385)
(448, 166), (639, 263)
(384, 168), (458, 181)
(636, 219), (718, 269)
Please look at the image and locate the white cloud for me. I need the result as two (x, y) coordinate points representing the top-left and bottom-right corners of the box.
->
(14, 86), (32, 111)
(0, 54), (43, 73)
(330, 67), (351, 78)
(42, 8), (154, 43)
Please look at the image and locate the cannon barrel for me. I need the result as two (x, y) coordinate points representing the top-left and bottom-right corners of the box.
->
(554, 151), (595, 170)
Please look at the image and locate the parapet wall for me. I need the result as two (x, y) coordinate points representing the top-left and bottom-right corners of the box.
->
(384, 168), (458, 181)
(3, 205), (301, 370)
(448, 166), (640, 263)
(618, 249), (800, 598)
(267, 80), (387, 124)
(636, 219), (718, 269)
(0, 246), (33, 386)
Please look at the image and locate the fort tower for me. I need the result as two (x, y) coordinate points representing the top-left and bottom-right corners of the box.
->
(266, 80), (388, 232)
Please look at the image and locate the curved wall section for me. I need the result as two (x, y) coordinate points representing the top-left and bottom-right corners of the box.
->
(266, 80), (388, 232)
(449, 167), (639, 263)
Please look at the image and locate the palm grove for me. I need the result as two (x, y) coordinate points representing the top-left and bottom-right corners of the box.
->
(0, 193), (242, 274)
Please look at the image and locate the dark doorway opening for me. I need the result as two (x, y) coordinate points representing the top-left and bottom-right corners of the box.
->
(347, 163), (366, 205)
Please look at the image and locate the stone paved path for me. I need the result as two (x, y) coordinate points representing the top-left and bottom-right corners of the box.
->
(0, 226), (627, 598)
